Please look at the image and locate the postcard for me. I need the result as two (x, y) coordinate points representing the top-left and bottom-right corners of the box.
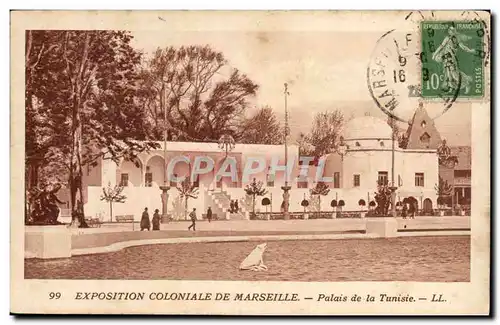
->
(11, 10), (491, 315)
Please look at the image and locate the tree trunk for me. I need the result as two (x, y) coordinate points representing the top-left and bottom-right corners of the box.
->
(185, 197), (188, 220)
(252, 195), (255, 215)
(110, 201), (113, 222)
(68, 31), (91, 228)
(318, 195), (321, 217)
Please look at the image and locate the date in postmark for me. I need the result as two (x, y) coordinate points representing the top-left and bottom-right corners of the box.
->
(421, 21), (486, 98)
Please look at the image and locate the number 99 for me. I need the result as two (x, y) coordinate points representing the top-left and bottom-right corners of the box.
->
(49, 292), (61, 299)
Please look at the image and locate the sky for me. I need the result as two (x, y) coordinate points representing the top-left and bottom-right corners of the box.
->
(130, 29), (471, 146)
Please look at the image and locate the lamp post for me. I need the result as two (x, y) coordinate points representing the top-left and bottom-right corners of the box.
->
(281, 83), (291, 220)
(389, 114), (398, 217)
(451, 159), (458, 215)
(334, 136), (348, 206)
(159, 88), (170, 223)
(218, 134), (235, 190)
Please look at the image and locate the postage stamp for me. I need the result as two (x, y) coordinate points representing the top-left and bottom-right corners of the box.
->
(10, 10), (491, 316)
(421, 21), (486, 98)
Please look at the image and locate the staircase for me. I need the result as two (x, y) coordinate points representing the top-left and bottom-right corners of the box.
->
(208, 190), (248, 220)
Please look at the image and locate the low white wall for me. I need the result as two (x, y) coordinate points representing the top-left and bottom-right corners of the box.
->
(85, 185), (210, 221)
(25, 226), (72, 259)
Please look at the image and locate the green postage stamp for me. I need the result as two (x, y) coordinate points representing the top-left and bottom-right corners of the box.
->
(421, 21), (485, 98)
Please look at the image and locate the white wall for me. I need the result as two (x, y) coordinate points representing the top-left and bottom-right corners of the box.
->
(85, 184), (209, 222)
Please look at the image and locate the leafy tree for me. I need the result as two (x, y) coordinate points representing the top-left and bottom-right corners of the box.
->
(298, 110), (344, 158)
(244, 178), (267, 216)
(238, 106), (284, 145)
(310, 181), (330, 214)
(374, 179), (392, 216)
(139, 45), (259, 142)
(25, 30), (159, 227)
(100, 182), (127, 222)
(176, 177), (199, 220)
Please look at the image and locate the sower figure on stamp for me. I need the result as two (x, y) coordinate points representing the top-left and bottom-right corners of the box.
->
(432, 26), (476, 94)
(141, 207), (150, 231)
(188, 208), (197, 231)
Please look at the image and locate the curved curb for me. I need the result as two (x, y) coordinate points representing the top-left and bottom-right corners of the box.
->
(71, 233), (376, 256)
(70, 230), (470, 257)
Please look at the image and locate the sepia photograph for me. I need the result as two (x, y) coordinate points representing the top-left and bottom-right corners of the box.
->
(11, 9), (491, 315)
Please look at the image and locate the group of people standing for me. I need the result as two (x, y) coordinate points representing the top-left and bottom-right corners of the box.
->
(401, 202), (416, 219)
(140, 207), (161, 231)
(140, 206), (214, 232)
(229, 200), (239, 213)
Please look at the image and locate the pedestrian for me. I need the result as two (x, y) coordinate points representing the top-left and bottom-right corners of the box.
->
(188, 208), (197, 231)
(234, 200), (239, 213)
(152, 209), (160, 231)
(411, 203), (416, 219)
(140, 207), (150, 231)
(207, 207), (213, 223)
(408, 203), (415, 219)
(230, 200), (235, 213)
(402, 203), (408, 219)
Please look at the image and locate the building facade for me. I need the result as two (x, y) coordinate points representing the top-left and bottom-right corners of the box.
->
(72, 111), (443, 221)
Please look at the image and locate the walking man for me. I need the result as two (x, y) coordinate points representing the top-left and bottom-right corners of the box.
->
(188, 208), (197, 231)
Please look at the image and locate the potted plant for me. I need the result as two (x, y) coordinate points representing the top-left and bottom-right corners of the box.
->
(262, 197), (271, 220)
(310, 182), (330, 219)
(338, 200), (345, 218)
(301, 198), (309, 220)
(330, 200), (337, 218)
(358, 199), (366, 218)
(367, 200), (377, 217)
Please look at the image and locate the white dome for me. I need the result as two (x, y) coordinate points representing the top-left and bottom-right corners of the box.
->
(342, 116), (392, 140)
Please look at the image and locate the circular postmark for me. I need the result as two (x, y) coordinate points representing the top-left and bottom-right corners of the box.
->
(367, 28), (460, 123)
